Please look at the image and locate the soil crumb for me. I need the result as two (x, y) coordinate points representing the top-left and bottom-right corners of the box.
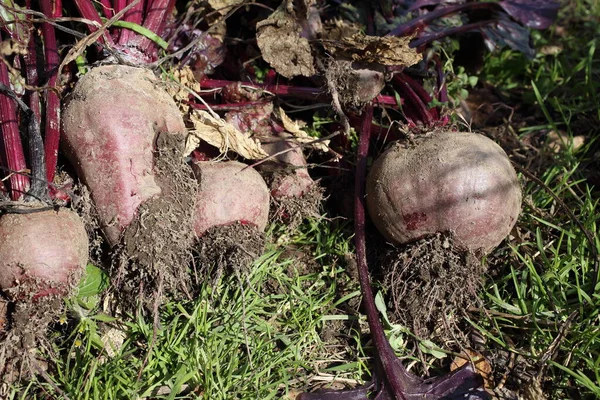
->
(382, 233), (485, 344)
(325, 59), (385, 107)
(0, 295), (62, 390)
(111, 132), (197, 308)
(194, 222), (265, 287)
(270, 181), (324, 229)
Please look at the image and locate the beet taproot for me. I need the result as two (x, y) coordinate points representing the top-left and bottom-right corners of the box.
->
(192, 161), (270, 235)
(258, 132), (315, 199)
(0, 208), (88, 299)
(61, 65), (186, 245)
(366, 131), (521, 254)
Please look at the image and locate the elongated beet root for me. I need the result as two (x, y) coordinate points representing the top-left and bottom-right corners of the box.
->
(192, 161), (270, 235)
(62, 65), (186, 245)
(0, 208), (88, 299)
(258, 132), (315, 199)
(366, 131), (521, 254)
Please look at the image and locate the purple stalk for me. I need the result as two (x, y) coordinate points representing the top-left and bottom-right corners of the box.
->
(392, 74), (436, 126)
(387, 2), (498, 37)
(23, 14), (48, 200)
(432, 56), (448, 104)
(188, 100), (272, 111)
(24, 0), (40, 123)
(118, 0), (145, 46)
(432, 56), (450, 125)
(72, 0), (115, 45)
(354, 104), (408, 399)
(199, 79), (400, 106)
(0, 63), (29, 200)
(39, 0), (62, 184)
(410, 20), (494, 49)
(113, 0), (127, 42)
(100, 0), (114, 18)
(139, 0), (176, 57)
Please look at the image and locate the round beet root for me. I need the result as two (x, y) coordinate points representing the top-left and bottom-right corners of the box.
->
(366, 131), (521, 254)
(192, 161), (270, 235)
(62, 65), (186, 245)
(0, 209), (89, 299)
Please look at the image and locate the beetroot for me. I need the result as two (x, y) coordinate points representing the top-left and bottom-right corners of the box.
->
(61, 65), (186, 245)
(366, 131), (521, 254)
(192, 161), (270, 235)
(0, 209), (89, 299)
(258, 132), (315, 199)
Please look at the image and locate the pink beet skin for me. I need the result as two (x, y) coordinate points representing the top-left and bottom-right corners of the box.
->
(192, 161), (270, 235)
(62, 65), (186, 245)
(258, 132), (314, 199)
(0, 209), (89, 299)
(366, 131), (522, 254)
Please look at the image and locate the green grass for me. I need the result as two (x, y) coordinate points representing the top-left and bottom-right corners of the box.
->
(473, 1), (600, 396)
(10, 221), (367, 399)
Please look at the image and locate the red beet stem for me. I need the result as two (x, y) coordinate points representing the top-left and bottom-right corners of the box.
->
(100, 0), (114, 18)
(411, 20), (493, 49)
(387, 2), (498, 37)
(23, 16), (49, 200)
(73, 0), (115, 45)
(199, 79), (400, 106)
(0, 63), (29, 200)
(354, 104), (407, 399)
(138, 0), (175, 57)
(118, 0), (146, 46)
(39, 0), (62, 184)
(393, 73), (437, 126)
(188, 100), (272, 111)
(24, 1), (41, 122)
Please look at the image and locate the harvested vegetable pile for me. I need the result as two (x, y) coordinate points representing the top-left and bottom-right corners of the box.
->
(6, 1), (596, 399)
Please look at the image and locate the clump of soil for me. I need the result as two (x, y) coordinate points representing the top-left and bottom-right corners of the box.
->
(381, 233), (485, 344)
(194, 222), (265, 286)
(269, 182), (324, 229)
(0, 295), (63, 388)
(325, 59), (385, 107)
(111, 132), (198, 307)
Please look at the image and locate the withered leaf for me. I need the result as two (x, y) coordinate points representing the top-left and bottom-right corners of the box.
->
(186, 110), (268, 160)
(166, 66), (201, 114)
(207, 0), (245, 15)
(276, 107), (329, 153)
(256, 1), (316, 78)
(322, 33), (422, 67)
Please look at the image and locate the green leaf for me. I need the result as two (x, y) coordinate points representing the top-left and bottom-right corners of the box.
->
(92, 313), (117, 323)
(0, 1), (26, 39)
(77, 264), (109, 298)
(419, 339), (447, 359)
(375, 290), (392, 326)
(102, 19), (168, 50)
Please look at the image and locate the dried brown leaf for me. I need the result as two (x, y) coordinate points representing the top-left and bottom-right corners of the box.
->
(166, 66), (200, 114)
(256, 1), (316, 78)
(276, 107), (329, 152)
(207, 0), (245, 15)
(322, 33), (422, 67)
(546, 130), (585, 153)
(451, 349), (493, 390)
(187, 110), (268, 160)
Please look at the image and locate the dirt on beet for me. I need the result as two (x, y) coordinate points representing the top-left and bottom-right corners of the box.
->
(111, 132), (198, 308)
(378, 233), (485, 345)
(0, 295), (63, 390)
(269, 181), (324, 229)
(325, 59), (386, 107)
(194, 222), (266, 287)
